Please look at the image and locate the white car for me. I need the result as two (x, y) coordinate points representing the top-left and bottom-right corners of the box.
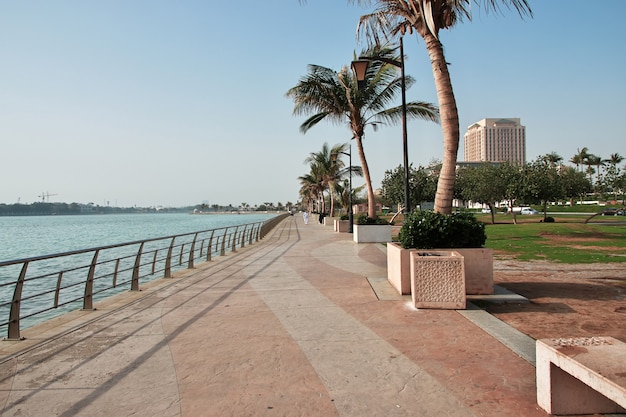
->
(481, 208), (491, 214)
(520, 207), (538, 215)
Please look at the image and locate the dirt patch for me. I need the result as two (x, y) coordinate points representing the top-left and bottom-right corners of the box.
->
(485, 260), (626, 343)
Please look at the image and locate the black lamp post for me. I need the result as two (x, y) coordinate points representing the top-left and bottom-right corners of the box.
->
(332, 143), (353, 233)
(351, 37), (410, 215)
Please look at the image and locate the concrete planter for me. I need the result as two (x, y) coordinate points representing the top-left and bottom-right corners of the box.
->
(386, 242), (411, 294)
(387, 244), (493, 296)
(410, 250), (465, 309)
(334, 219), (351, 233)
(323, 216), (339, 227)
(353, 224), (392, 243)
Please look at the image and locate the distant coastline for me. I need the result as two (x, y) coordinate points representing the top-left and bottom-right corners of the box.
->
(0, 202), (293, 217)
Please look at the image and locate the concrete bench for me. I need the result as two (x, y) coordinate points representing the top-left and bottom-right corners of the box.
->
(536, 337), (626, 415)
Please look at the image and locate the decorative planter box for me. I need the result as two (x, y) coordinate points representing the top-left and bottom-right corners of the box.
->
(387, 245), (493, 296)
(353, 224), (392, 243)
(334, 219), (351, 233)
(410, 250), (465, 309)
(452, 248), (493, 295)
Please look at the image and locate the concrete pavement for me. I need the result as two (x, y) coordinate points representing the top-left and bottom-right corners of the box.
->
(0, 215), (547, 416)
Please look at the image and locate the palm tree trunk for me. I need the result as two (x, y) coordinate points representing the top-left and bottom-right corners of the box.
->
(424, 33), (459, 215)
(355, 135), (376, 218)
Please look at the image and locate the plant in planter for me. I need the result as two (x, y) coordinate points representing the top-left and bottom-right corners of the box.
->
(356, 215), (389, 225)
(397, 210), (485, 249)
(388, 210), (492, 297)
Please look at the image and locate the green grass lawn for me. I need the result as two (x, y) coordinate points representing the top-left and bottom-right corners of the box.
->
(484, 220), (626, 263)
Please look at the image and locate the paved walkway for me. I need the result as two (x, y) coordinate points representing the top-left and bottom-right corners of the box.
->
(0, 216), (547, 416)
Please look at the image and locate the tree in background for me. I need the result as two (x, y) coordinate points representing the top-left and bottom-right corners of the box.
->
(604, 153), (625, 201)
(520, 158), (564, 220)
(456, 163), (507, 224)
(334, 179), (365, 216)
(380, 164), (436, 212)
(304, 142), (349, 216)
(560, 166), (592, 207)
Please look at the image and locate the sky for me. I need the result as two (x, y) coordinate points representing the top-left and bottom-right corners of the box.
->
(1, 1), (624, 208)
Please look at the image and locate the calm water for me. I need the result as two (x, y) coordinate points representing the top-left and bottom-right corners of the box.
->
(0, 212), (277, 262)
(0, 212), (278, 332)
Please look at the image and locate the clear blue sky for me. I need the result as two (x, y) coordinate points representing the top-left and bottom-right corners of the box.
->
(1, 1), (624, 208)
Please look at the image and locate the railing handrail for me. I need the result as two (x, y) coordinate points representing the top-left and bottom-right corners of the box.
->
(0, 213), (290, 340)
(1, 222), (261, 268)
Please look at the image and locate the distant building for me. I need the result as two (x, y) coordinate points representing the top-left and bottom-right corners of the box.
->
(463, 118), (526, 165)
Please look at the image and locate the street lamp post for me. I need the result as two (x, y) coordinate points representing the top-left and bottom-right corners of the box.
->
(332, 143), (353, 233)
(351, 37), (411, 215)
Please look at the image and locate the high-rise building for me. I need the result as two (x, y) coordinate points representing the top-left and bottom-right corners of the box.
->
(463, 118), (526, 165)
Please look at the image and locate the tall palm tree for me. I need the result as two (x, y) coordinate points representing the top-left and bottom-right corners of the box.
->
(609, 153), (624, 166)
(571, 147), (589, 172)
(298, 169), (325, 213)
(354, 0), (532, 214)
(586, 154), (603, 184)
(287, 45), (439, 218)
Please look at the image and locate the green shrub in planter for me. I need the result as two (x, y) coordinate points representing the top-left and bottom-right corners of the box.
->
(356, 215), (389, 225)
(340, 214), (350, 220)
(398, 210), (486, 249)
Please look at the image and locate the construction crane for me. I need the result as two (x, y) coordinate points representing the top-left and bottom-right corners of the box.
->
(38, 192), (58, 202)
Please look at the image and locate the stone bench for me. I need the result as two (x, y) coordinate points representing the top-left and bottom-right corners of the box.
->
(536, 336), (626, 415)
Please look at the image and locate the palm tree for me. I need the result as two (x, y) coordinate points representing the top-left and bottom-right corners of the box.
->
(287, 45), (439, 218)
(541, 152), (563, 169)
(571, 147), (589, 172)
(304, 143), (349, 216)
(586, 154), (604, 184)
(609, 153), (624, 166)
(298, 170), (325, 213)
(355, 0), (532, 214)
(335, 179), (366, 215)
(570, 146), (590, 172)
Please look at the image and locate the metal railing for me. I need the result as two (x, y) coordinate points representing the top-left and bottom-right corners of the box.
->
(0, 213), (289, 340)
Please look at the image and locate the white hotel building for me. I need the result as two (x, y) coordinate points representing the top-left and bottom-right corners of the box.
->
(463, 118), (526, 165)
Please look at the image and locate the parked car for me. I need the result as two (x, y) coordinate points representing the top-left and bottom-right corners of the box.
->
(520, 207), (538, 215)
(481, 208), (491, 214)
(601, 208), (617, 216)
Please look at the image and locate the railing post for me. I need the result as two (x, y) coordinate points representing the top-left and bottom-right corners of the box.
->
(6, 262), (28, 340)
(220, 229), (227, 256)
(152, 251), (158, 274)
(131, 243), (144, 291)
(248, 225), (254, 245)
(83, 250), (99, 310)
(240, 225), (247, 248)
(206, 231), (214, 261)
(231, 226), (239, 253)
(188, 233), (198, 269)
(165, 237), (175, 278)
(113, 259), (120, 287)
(54, 271), (64, 308)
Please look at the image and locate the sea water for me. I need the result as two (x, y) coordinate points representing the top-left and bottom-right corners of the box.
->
(0, 212), (278, 332)
(0, 212), (276, 262)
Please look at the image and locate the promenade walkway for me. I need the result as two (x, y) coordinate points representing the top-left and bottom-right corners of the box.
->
(0, 215), (547, 416)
